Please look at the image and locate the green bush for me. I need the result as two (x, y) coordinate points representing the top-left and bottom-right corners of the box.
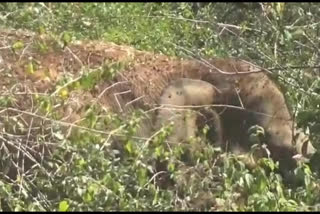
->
(0, 2), (320, 211)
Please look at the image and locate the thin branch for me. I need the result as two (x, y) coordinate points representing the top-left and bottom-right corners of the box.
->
(143, 170), (167, 188)
(147, 103), (292, 121)
(97, 81), (128, 99)
(268, 65), (320, 71)
(0, 45), (11, 50)
(65, 46), (84, 67)
(3, 107), (150, 141)
(113, 89), (131, 112)
(110, 14), (210, 24)
(168, 41), (266, 75)
(18, 42), (33, 62)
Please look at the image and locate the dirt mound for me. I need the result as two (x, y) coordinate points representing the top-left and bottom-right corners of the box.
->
(0, 28), (156, 179)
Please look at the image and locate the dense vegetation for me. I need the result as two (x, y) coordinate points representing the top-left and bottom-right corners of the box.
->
(0, 3), (320, 211)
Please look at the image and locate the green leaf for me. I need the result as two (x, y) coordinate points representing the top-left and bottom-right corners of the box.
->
(167, 162), (175, 172)
(84, 192), (93, 203)
(62, 32), (72, 47)
(59, 200), (69, 212)
(137, 167), (147, 186)
(26, 61), (34, 74)
(12, 41), (24, 51)
(125, 141), (133, 154)
(258, 177), (268, 193)
(245, 173), (253, 188)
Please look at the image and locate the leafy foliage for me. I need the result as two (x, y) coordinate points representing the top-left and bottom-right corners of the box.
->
(0, 2), (320, 211)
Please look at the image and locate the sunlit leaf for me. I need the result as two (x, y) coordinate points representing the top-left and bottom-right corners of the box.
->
(59, 200), (69, 212)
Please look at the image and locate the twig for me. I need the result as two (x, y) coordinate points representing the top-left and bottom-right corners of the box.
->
(65, 46), (84, 67)
(110, 14), (210, 24)
(4, 107), (150, 141)
(0, 136), (47, 173)
(114, 89), (131, 112)
(235, 88), (244, 109)
(99, 124), (126, 151)
(0, 45), (11, 50)
(268, 65), (320, 71)
(150, 103), (294, 121)
(125, 95), (145, 107)
(168, 41), (265, 75)
(50, 74), (83, 97)
(143, 170), (167, 188)
(18, 42), (33, 62)
(97, 81), (128, 99)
